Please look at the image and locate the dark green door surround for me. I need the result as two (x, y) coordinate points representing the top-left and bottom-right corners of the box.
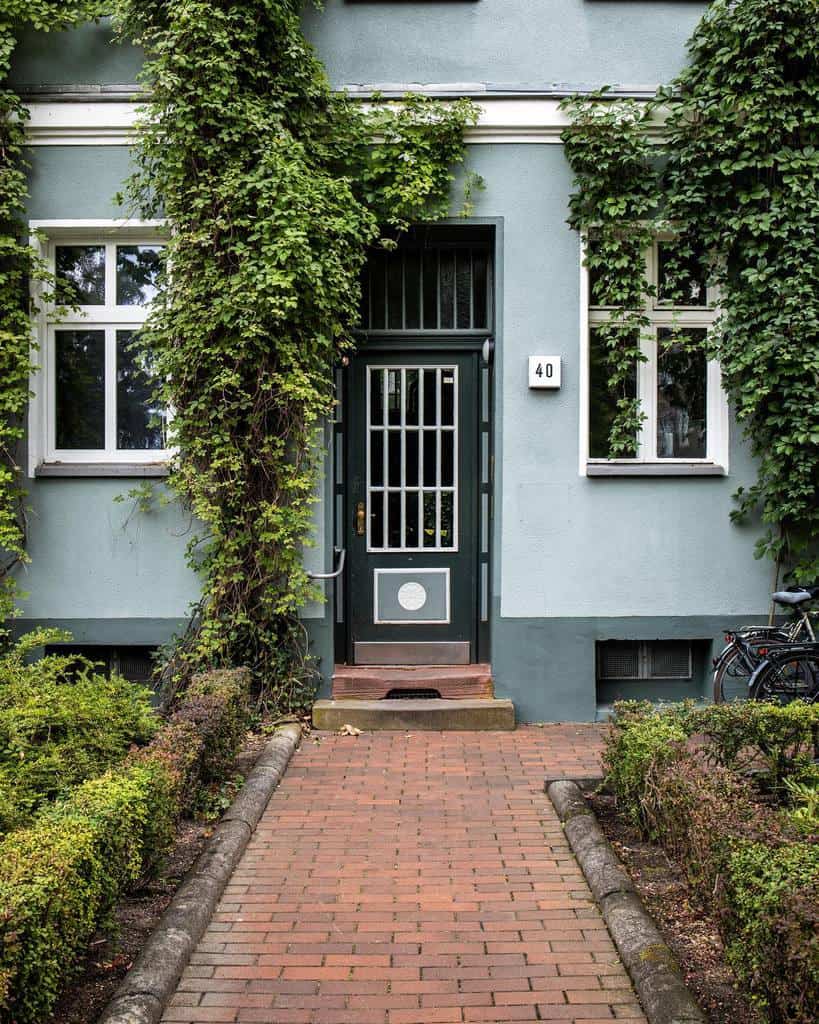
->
(346, 350), (481, 665)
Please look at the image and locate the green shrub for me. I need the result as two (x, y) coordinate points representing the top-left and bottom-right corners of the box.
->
(0, 756), (176, 1023)
(180, 668), (251, 784)
(605, 701), (819, 1022)
(725, 841), (819, 1023)
(0, 638), (157, 830)
(603, 702), (689, 825)
(689, 701), (819, 789)
(0, 665), (251, 1023)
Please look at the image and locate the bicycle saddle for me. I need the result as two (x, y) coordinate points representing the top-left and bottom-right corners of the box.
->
(772, 585), (819, 606)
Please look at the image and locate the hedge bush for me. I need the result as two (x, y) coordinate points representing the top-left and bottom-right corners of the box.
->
(604, 701), (819, 1023)
(0, 667), (251, 1024)
(0, 637), (157, 830)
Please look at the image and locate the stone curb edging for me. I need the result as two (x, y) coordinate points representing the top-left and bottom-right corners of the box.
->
(97, 723), (303, 1024)
(546, 779), (707, 1024)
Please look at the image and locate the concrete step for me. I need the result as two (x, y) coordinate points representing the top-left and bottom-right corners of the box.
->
(332, 664), (494, 700)
(313, 698), (515, 732)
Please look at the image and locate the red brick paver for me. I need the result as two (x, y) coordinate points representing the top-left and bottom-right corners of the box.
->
(163, 725), (646, 1024)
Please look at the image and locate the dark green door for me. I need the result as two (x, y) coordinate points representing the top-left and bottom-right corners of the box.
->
(347, 351), (480, 665)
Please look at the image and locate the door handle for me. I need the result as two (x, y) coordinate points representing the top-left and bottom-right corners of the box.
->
(306, 547), (346, 580)
(355, 501), (366, 537)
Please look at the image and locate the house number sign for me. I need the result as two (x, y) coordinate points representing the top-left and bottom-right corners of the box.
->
(528, 356), (561, 389)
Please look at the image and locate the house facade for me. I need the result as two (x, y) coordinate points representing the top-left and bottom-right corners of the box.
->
(10, 1), (773, 721)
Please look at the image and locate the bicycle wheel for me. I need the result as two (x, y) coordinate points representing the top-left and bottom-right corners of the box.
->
(750, 653), (819, 705)
(713, 645), (756, 703)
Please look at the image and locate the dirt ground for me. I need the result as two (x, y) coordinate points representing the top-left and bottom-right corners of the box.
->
(589, 791), (764, 1024)
(48, 731), (269, 1024)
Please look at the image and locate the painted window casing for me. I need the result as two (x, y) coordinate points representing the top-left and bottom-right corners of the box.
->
(28, 221), (169, 475)
(579, 235), (729, 475)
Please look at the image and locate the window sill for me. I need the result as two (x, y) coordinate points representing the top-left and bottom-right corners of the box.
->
(35, 462), (170, 478)
(586, 462), (726, 477)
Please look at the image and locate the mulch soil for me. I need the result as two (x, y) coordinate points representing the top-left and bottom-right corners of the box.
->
(48, 730), (271, 1024)
(589, 791), (764, 1024)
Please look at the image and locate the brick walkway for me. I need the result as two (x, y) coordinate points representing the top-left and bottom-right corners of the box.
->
(164, 726), (646, 1024)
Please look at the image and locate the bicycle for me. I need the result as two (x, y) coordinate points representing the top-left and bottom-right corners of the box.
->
(712, 585), (819, 703)
(748, 641), (819, 705)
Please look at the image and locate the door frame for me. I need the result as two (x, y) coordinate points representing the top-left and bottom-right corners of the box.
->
(334, 334), (493, 666)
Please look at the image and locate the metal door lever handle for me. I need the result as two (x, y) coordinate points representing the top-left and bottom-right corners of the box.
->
(306, 547), (346, 580)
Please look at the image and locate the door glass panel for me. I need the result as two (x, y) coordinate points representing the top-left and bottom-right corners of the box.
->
(472, 250), (488, 329)
(441, 372), (455, 426)
(441, 432), (455, 487)
(388, 430), (401, 486)
(370, 492), (384, 548)
(405, 369), (419, 425)
(370, 431), (384, 487)
(440, 493), (454, 547)
(423, 368), (438, 425)
(367, 365), (458, 551)
(370, 368), (384, 426)
(406, 431), (419, 487)
(387, 370), (401, 425)
(423, 492), (437, 547)
(656, 329), (708, 458)
(388, 492), (402, 547)
(423, 431), (437, 487)
(405, 493), (419, 547)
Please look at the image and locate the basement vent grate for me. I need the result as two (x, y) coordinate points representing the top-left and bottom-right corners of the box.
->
(597, 640), (693, 680)
(384, 688), (441, 700)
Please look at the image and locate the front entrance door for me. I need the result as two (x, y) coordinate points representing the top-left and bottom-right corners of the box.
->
(346, 351), (480, 665)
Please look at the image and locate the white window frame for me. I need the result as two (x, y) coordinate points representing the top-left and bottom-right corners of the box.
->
(578, 233), (729, 476)
(28, 220), (169, 476)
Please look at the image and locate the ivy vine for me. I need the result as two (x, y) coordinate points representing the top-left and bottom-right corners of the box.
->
(112, 0), (478, 708)
(0, 3), (105, 635)
(562, 0), (818, 582)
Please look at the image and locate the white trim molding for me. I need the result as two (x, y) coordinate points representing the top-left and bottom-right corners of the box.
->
(23, 96), (669, 147)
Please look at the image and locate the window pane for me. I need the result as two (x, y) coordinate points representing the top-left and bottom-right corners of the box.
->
(439, 250), (455, 328)
(455, 248), (472, 329)
(55, 245), (105, 305)
(657, 329), (707, 458)
(589, 329), (638, 458)
(117, 330), (166, 450)
(55, 329), (105, 449)
(116, 245), (164, 306)
(657, 241), (708, 306)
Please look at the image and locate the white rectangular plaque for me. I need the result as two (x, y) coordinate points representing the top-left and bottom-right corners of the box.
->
(528, 356), (561, 389)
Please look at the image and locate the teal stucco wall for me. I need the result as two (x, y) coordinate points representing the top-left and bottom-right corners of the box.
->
(10, 0), (774, 720)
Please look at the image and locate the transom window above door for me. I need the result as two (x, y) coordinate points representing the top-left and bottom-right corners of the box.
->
(30, 230), (169, 472)
(358, 232), (493, 333)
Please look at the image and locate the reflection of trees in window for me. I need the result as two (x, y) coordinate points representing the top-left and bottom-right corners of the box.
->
(55, 331), (105, 448)
(657, 329), (707, 458)
(657, 241), (709, 306)
(116, 246), (164, 306)
(116, 330), (166, 450)
(589, 329), (637, 458)
(55, 246), (105, 305)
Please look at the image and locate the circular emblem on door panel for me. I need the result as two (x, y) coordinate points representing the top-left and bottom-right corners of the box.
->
(397, 582), (428, 612)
